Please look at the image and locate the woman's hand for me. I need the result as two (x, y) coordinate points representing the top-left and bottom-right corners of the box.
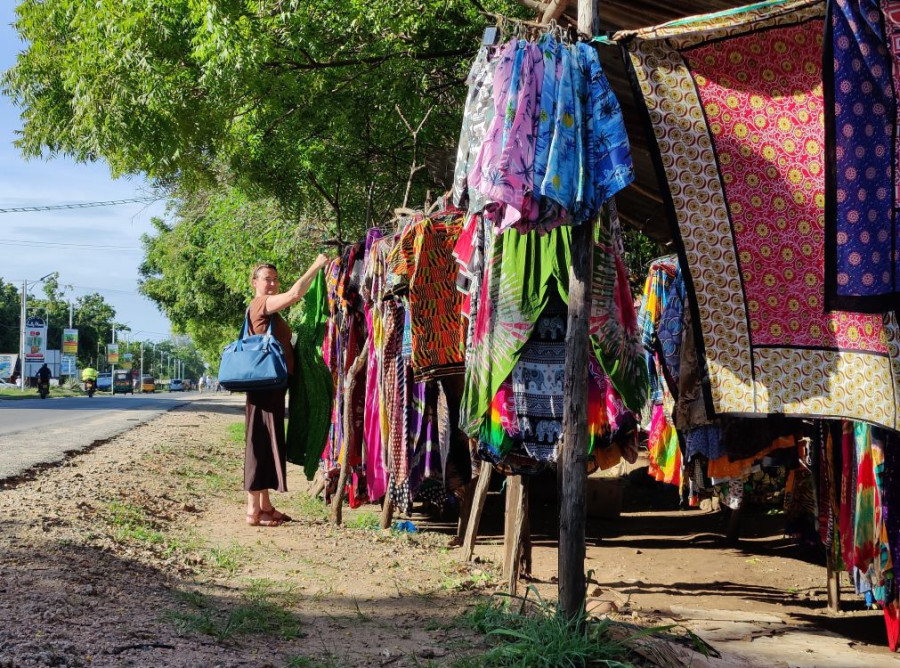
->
(314, 253), (330, 270)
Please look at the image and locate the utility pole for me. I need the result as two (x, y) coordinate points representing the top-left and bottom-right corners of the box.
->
(110, 326), (116, 396)
(139, 341), (144, 392)
(19, 281), (26, 392)
(558, 0), (597, 622)
(19, 273), (52, 392)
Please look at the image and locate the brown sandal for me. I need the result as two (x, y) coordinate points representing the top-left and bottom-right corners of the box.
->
(246, 511), (282, 527)
(260, 507), (293, 522)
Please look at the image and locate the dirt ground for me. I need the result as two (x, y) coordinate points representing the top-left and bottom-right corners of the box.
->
(0, 395), (897, 667)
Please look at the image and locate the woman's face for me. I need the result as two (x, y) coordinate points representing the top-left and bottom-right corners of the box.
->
(252, 267), (279, 297)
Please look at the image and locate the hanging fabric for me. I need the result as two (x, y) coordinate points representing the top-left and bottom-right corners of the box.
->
(620, 0), (900, 432)
(286, 271), (334, 478)
(824, 1), (900, 312)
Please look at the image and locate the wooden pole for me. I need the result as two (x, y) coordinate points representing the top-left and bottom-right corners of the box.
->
(559, 0), (597, 618)
(558, 218), (594, 619)
(380, 494), (395, 529)
(330, 340), (370, 525)
(826, 548), (841, 613)
(504, 476), (528, 595)
(463, 460), (493, 561)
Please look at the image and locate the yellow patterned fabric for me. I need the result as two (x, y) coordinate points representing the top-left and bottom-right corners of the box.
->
(622, 0), (900, 432)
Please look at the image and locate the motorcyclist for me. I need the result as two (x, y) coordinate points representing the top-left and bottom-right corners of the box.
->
(35, 363), (51, 397)
(81, 366), (99, 383)
(35, 363), (51, 385)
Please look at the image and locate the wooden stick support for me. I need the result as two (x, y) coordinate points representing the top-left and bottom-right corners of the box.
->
(503, 476), (530, 596)
(380, 494), (395, 530)
(826, 548), (841, 613)
(463, 460), (493, 561)
(309, 469), (326, 499)
(329, 339), (370, 525)
(454, 477), (478, 546)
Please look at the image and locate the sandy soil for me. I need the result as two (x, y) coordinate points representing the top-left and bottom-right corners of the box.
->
(0, 395), (896, 667)
(0, 396), (496, 667)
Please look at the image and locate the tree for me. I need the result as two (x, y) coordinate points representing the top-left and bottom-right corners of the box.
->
(138, 183), (323, 363)
(4, 0), (526, 231)
(4, 0), (529, 363)
(0, 279), (22, 354)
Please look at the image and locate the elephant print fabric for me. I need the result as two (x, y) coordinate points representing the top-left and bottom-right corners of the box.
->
(512, 296), (567, 462)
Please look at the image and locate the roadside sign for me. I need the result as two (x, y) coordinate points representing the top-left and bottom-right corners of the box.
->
(61, 355), (76, 376)
(25, 316), (47, 362)
(63, 329), (79, 355)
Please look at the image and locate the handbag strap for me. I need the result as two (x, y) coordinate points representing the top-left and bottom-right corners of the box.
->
(238, 305), (276, 347)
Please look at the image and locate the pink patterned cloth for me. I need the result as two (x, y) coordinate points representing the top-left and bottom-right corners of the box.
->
(468, 40), (544, 230)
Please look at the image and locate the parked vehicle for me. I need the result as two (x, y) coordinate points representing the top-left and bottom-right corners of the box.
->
(169, 378), (184, 392)
(97, 373), (112, 391)
(113, 370), (133, 395)
(140, 375), (156, 393)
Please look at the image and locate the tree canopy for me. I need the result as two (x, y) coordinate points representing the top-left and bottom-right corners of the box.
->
(4, 0), (525, 232)
(3, 0), (531, 362)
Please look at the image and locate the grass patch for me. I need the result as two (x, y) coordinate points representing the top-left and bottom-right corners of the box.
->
(344, 511), (380, 530)
(167, 580), (303, 642)
(281, 493), (329, 523)
(285, 656), (343, 668)
(455, 592), (636, 668)
(0, 387), (88, 399)
(208, 543), (250, 576)
(227, 421), (245, 443)
(103, 501), (166, 544)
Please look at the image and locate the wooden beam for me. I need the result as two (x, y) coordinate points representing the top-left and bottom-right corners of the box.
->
(541, 0), (569, 24)
(463, 460), (493, 561)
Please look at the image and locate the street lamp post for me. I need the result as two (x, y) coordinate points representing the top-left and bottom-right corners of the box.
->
(19, 273), (53, 392)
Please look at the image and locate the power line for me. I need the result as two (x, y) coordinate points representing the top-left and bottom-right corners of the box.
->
(0, 196), (160, 214)
(0, 239), (141, 251)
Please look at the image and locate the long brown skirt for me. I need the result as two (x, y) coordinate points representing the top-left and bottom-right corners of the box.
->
(244, 388), (287, 492)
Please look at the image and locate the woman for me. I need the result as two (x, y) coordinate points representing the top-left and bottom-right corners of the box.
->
(244, 255), (329, 526)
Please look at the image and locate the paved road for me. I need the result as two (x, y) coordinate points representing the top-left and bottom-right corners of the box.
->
(0, 392), (209, 482)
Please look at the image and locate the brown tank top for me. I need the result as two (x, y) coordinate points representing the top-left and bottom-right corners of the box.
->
(247, 296), (294, 375)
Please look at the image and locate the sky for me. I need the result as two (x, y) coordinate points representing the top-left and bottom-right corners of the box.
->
(0, 5), (173, 344)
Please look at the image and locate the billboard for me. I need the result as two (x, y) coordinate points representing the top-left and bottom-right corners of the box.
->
(120, 353), (133, 371)
(61, 355), (76, 376)
(0, 354), (17, 380)
(62, 329), (79, 355)
(107, 343), (119, 364)
(24, 316), (47, 362)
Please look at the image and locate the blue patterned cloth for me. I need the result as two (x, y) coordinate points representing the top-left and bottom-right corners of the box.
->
(541, 45), (580, 212)
(658, 267), (685, 390)
(826, 0), (900, 310)
(533, 34), (559, 200)
(578, 43), (633, 219)
(685, 425), (726, 461)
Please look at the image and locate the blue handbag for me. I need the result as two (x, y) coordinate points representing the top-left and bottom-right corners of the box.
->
(218, 311), (288, 392)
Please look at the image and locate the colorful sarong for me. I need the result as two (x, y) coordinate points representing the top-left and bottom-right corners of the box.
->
(824, 1), (900, 311)
(622, 0), (900, 432)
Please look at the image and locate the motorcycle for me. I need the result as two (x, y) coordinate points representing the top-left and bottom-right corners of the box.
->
(84, 378), (96, 398)
(37, 379), (50, 399)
